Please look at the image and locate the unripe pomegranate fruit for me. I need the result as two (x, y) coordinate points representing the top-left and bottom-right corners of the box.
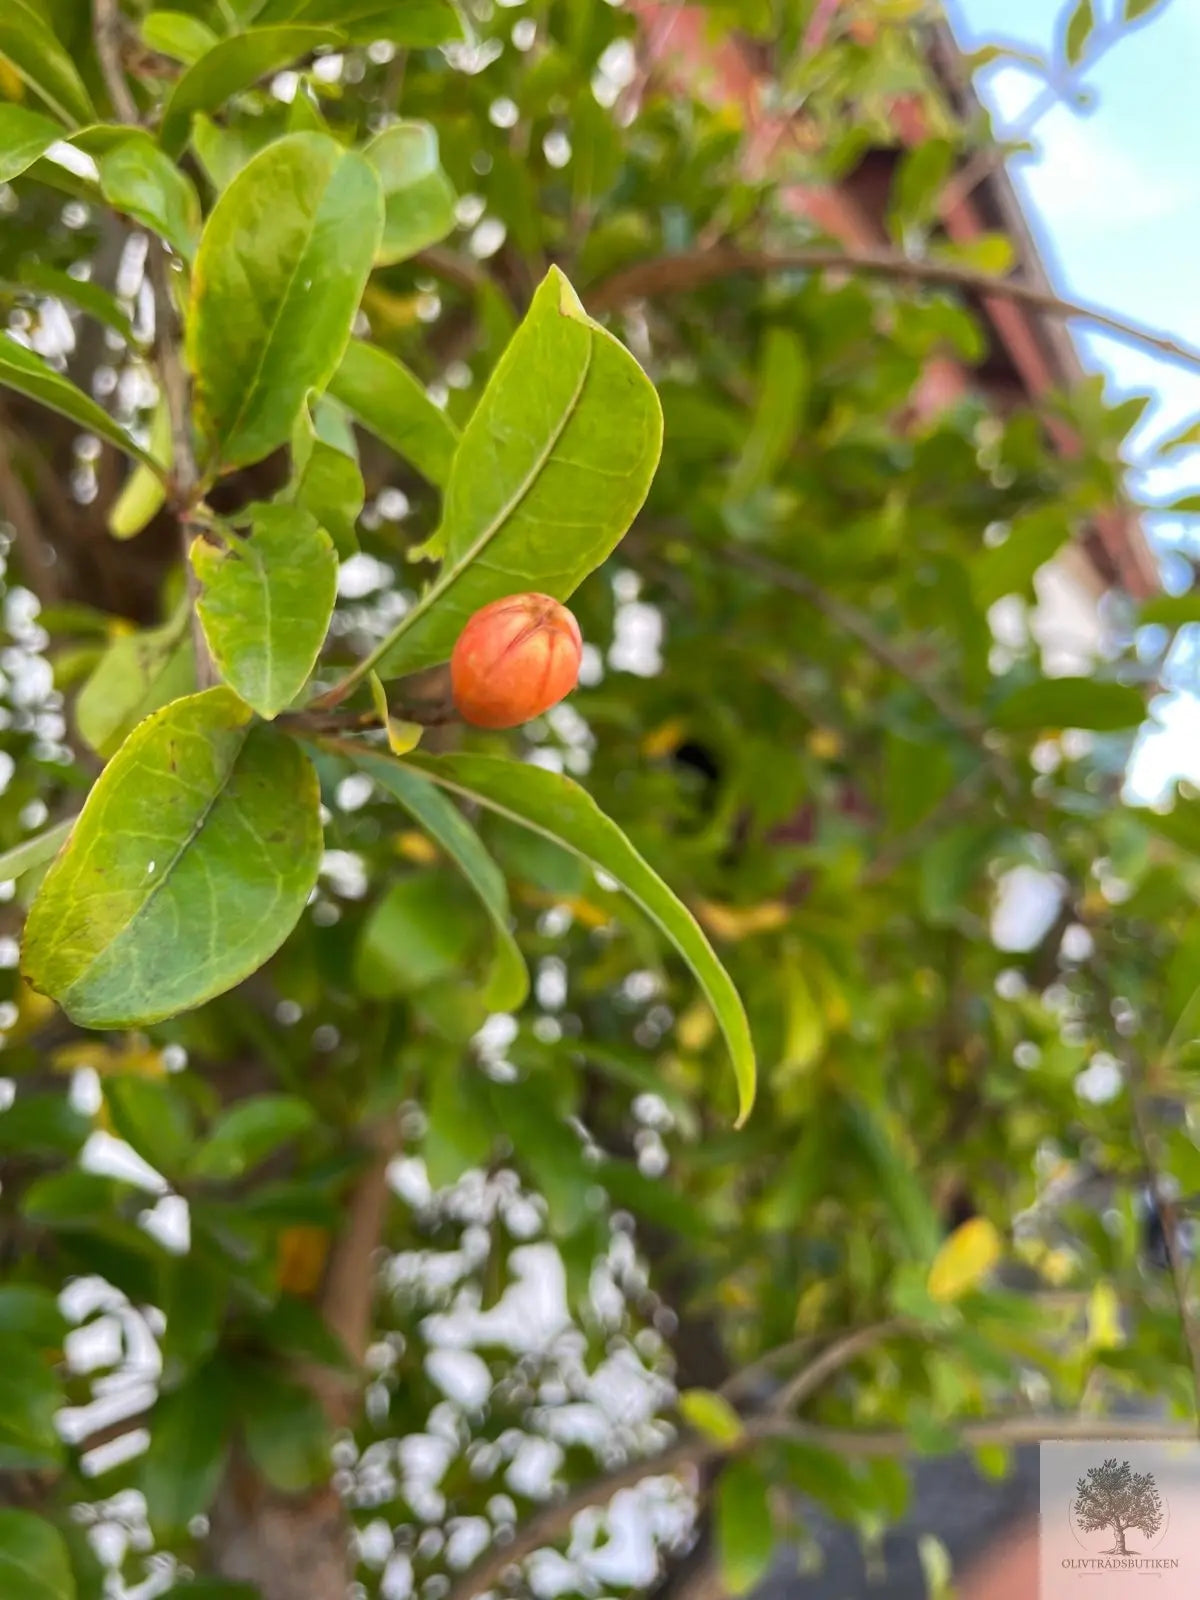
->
(451, 593), (583, 729)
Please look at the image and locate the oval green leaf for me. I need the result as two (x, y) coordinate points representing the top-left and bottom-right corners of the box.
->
(193, 504), (338, 719)
(371, 266), (663, 682)
(390, 750), (755, 1122)
(364, 121), (456, 266)
(188, 132), (383, 472)
(0, 2), (94, 127)
(75, 609), (194, 758)
(159, 25), (344, 157)
(0, 1509), (76, 1600)
(327, 340), (458, 489)
(140, 10), (220, 65)
(346, 749), (529, 1011)
(0, 334), (165, 474)
(99, 133), (202, 263)
(0, 104), (66, 184)
(22, 687), (323, 1029)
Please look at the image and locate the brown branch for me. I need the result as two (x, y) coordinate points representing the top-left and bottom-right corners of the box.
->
(0, 426), (64, 605)
(769, 1319), (913, 1416)
(92, 0), (215, 688)
(586, 245), (1200, 373)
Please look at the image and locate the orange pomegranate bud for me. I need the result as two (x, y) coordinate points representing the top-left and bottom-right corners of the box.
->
(451, 593), (583, 729)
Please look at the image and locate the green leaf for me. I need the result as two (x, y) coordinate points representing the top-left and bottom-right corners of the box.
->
(970, 508), (1071, 607)
(355, 872), (480, 997)
(159, 26), (345, 157)
(1124, 0), (1165, 20)
(716, 1459), (774, 1597)
(140, 11), (221, 64)
(488, 1079), (591, 1235)
(288, 400), (363, 556)
(75, 609), (194, 758)
(327, 340), (458, 489)
(255, 1295), (352, 1371)
(99, 134), (202, 263)
(0, 334), (164, 473)
(187, 132), (383, 472)
(347, 750), (528, 1010)
(728, 328), (807, 501)
(239, 1367), (330, 1492)
(0, 819), (73, 885)
(22, 687), (323, 1029)
(0, 1510), (75, 1600)
(889, 138), (953, 232)
(0, 1094), (90, 1157)
(0, 1287), (66, 1346)
(679, 1388), (744, 1445)
(1139, 593), (1200, 629)
(108, 397), (171, 539)
(0, 104), (66, 184)
(424, 1060), (495, 1188)
(142, 1364), (232, 1536)
(991, 677), (1144, 732)
(373, 266), (663, 681)
(1154, 414), (1200, 454)
(397, 751), (756, 1122)
(0, 2), (94, 127)
(255, 0), (466, 47)
(192, 1094), (317, 1181)
(0, 1336), (64, 1471)
(105, 1076), (195, 1179)
(1064, 0), (1095, 63)
(364, 121), (456, 266)
(193, 503), (338, 719)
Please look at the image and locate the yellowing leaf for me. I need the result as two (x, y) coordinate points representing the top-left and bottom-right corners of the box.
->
(642, 718), (688, 759)
(394, 830), (439, 865)
(926, 1217), (1002, 1303)
(695, 899), (789, 942)
(277, 1225), (331, 1296)
(677, 1000), (716, 1053)
(679, 1388), (743, 1445)
(1087, 1281), (1124, 1350)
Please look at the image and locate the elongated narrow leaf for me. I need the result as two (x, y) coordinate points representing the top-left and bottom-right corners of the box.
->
(0, 104), (65, 184)
(188, 133), (383, 472)
(0, 2), (94, 127)
(140, 11), (220, 64)
(347, 749), (528, 1010)
(0, 335), (163, 473)
(193, 504), (337, 718)
(1140, 593), (1200, 629)
(374, 267), (662, 680)
(159, 26), (344, 156)
(99, 134), (201, 263)
(256, 0), (466, 47)
(716, 1460), (774, 1597)
(395, 751), (755, 1121)
(16, 261), (135, 344)
(364, 121), (456, 266)
(22, 688), (323, 1029)
(0, 1509), (76, 1600)
(108, 397), (171, 538)
(328, 340), (458, 488)
(1064, 0), (1094, 63)
(75, 610), (194, 758)
(142, 1365), (232, 1536)
(992, 677), (1144, 732)
(0, 820), (73, 886)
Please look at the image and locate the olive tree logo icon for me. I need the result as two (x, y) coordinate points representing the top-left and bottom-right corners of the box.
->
(1071, 1458), (1168, 1555)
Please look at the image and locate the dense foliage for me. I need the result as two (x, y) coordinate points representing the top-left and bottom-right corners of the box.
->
(1, 1), (1197, 1598)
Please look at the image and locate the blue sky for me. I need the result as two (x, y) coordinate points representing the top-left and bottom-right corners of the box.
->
(947, 0), (1200, 797)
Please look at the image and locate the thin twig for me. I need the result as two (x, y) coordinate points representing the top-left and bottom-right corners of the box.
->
(770, 1318), (912, 1416)
(92, 0), (214, 688)
(586, 245), (1200, 374)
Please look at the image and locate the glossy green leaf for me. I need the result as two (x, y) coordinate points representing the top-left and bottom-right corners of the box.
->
(191, 1094), (317, 1181)
(716, 1459), (774, 1597)
(99, 134), (202, 263)
(364, 121), (457, 266)
(347, 749), (528, 1010)
(0, 1337), (63, 1471)
(22, 688), (324, 1029)
(75, 609), (194, 758)
(0, 334), (164, 473)
(140, 11), (220, 64)
(327, 340), (458, 488)
(108, 397), (171, 539)
(0, 819), (73, 885)
(992, 677), (1145, 732)
(0, 104), (65, 184)
(142, 1365), (232, 1536)
(240, 1368), (330, 1491)
(373, 267), (662, 681)
(159, 26), (344, 157)
(397, 750), (756, 1122)
(679, 1388), (744, 1444)
(288, 400), (363, 555)
(255, 0), (466, 47)
(1064, 0), (1095, 63)
(0, 3), (94, 127)
(0, 1510), (76, 1600)
(188, 133), (383, 472)
(193, 503), (337, 718)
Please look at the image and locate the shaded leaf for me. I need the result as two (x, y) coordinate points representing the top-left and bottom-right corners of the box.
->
(239, 1367), (330, 1492)
(75, 608), (194, 758)
(728, 328), (807, 500)
(992, 677), (1144, 732)
(716, 1459), (774, 1597)
(288, 400), (363, 556)
(193, 503), (338, 718)
(0, 1336), (64, 1471)
(0, 1510), (75, 1600)
(22, 688), (323, 1029)
(256, 0), (466, 47)
(374, 267), (662, 680)
(971, 508), (1071, 607)
(0, 334), (164, 473)
(142, 1365), (232, 1536)
(191, 1094), (317, 1181)
(355, 872), (480, 997)
(0, 1287), (66, 1346)
(188, 132), (383, 472)
(0, 2), (94, 127)
(364, 120), (456, 265)
(398, 750), (756, 1121)
(327, 340), (458, 488)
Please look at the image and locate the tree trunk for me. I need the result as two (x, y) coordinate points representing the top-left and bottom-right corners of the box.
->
(207, 1455), (351, 1600)
(1110, 1522), (1127, 1554)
